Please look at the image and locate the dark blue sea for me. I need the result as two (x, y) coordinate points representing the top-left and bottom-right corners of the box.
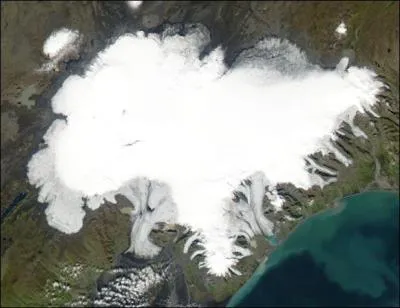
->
(228, 191), (399, 307)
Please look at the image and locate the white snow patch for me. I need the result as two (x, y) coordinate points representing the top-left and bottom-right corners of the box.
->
(43, 28), (80, 59)
(39, 28), (81, 73)
(27, 24), (383, 276)
(284, 215), (297, 221)
(335, 21), (347, 36)
(126, 1), (143, 10)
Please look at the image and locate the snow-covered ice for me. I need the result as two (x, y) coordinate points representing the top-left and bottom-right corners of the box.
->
(335, 21), (347, 36)
(43, 28), (80, 59)
(39, 28), (81, 72)
(126, 1), (143, 10)
(28, 24), (383, 276)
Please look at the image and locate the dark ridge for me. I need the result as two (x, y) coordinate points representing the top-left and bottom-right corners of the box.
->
(380, 115), (400, 127)
(314, 169), (337, 179)
(336, 131), (354, 143)
(233, 191), (248, 204)
(116, 251), (157, 268)
(333, 140), (354, 160)
(354, 144), (372, 155)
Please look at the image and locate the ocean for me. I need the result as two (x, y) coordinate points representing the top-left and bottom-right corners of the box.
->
(228, 191), (399, 307)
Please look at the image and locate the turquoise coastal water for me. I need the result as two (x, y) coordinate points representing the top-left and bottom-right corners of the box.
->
(228, 191), (399, 307)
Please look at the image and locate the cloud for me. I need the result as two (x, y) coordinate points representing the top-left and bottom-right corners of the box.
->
(27, 24), (383, 276)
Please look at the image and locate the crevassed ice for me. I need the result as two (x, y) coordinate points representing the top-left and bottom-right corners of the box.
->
(27, 24), (383, 276)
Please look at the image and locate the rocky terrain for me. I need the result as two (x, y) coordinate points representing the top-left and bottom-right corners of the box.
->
(1, 1), (398, 306)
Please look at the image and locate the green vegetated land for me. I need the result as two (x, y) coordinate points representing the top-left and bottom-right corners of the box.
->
(1, 1), (398, 306)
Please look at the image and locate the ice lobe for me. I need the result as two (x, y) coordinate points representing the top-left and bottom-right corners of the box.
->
(28, 23), (384, 276)
(183, 172), (273, 276)
(119, 179), (177, 257)
(27, 119), (86, 234)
